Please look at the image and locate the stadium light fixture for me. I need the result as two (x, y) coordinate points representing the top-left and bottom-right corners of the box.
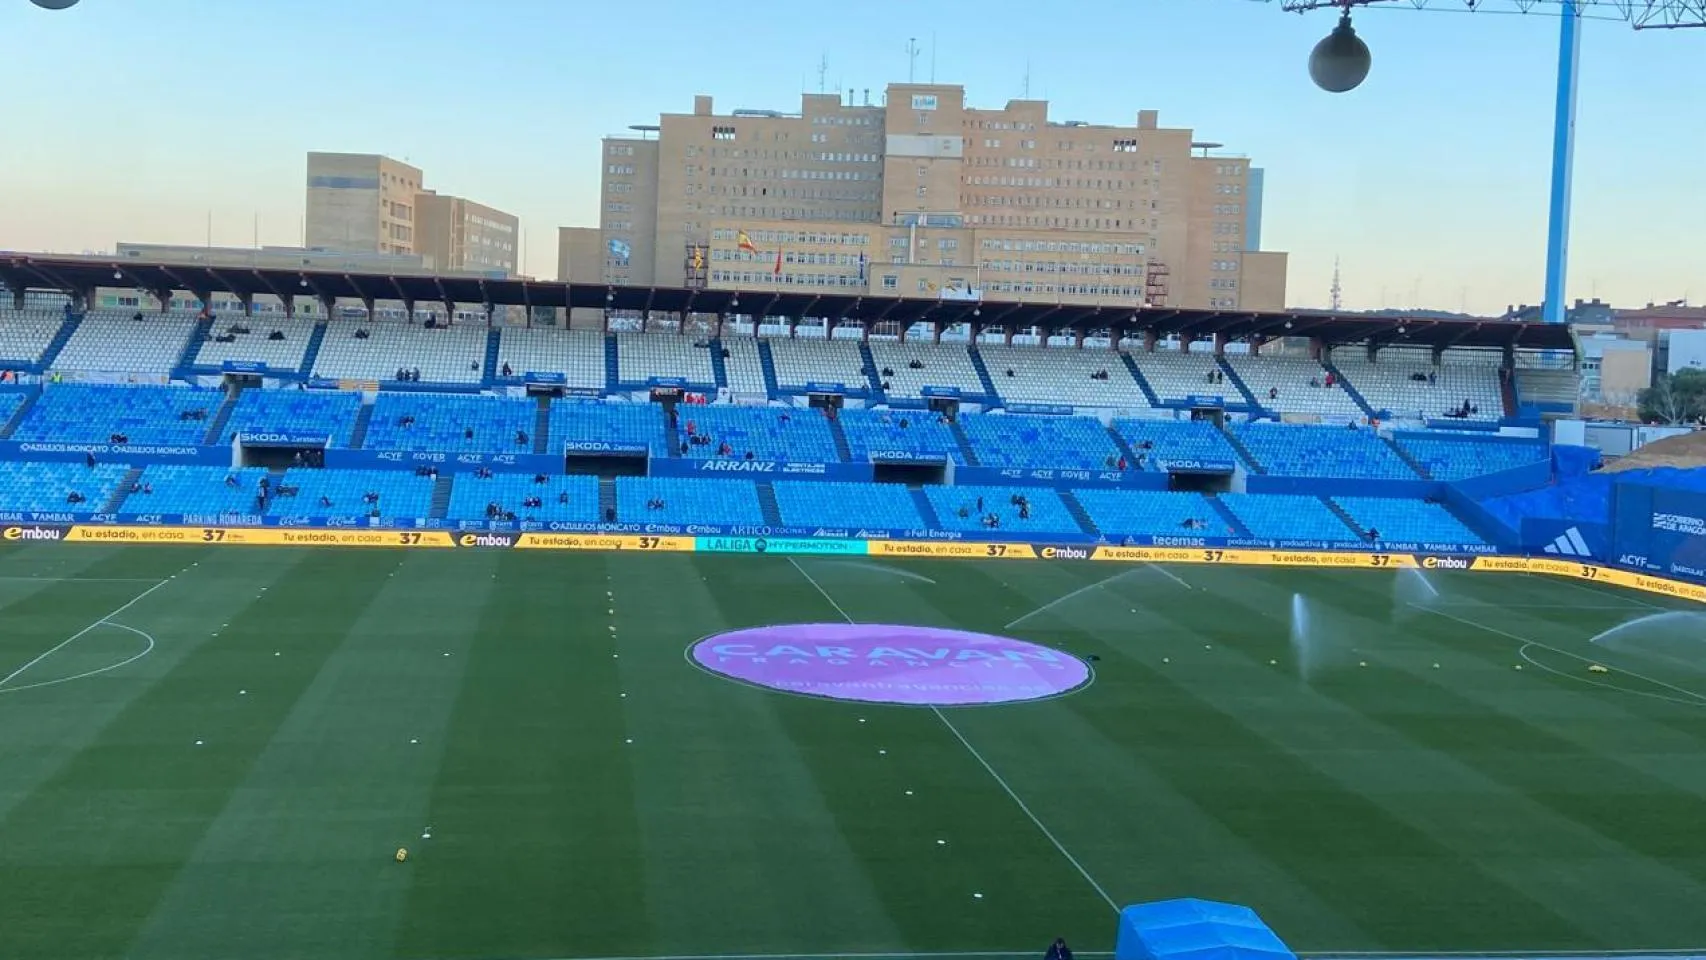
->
(1309, 8), (1373, 92)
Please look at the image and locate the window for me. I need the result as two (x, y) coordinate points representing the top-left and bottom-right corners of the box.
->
(881, 274), (898, 289)
(712, 125), (736, 141)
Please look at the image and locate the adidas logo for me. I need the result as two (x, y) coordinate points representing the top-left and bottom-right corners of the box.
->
(1542, 527), (1593, 558)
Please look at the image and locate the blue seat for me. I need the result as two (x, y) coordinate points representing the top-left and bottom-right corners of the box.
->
(223, 390), (363, 447)
(838, 409), (962, 463)
(1233, 423), (1414, 479)
(446, 473), (601, 523)
(1397, 437), (1548, 481)
(270, 469), (436, 521)
(1335, 496), (1484, 544)
(772, 481), (925, 529)
(1112, 419), (1240, 471)
(129, 465), (271, 516)
(549, 400), (662, 453)
(614, 477), (764, 525)
(364, 394), (535, 453)
(1072, 490), (1234, 538)
(1219, 493), (1360, 541)
(0, 461), (129, 514)
(12, 384), (222, 445)
(923, 486), (1079, 535)
(959, 414), (1121, 470)
(678, 406), (838, 461)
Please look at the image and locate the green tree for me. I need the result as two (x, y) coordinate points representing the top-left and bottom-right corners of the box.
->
(1638, 368), (1706, 424)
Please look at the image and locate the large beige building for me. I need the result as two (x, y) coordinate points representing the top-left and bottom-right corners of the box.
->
(306, 152), (517, 275)
(590, 84), (1286, 312)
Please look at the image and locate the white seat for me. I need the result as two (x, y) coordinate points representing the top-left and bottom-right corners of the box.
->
(720, 337), (769, 394)
(979, 344), (1150, 409)
(1228, 355), (1362, 418)
(615, 333), (715, 387)
(54, 312), (198, 373)
(1129, 349), (1223, 402)
(194, 317), (317, 372)
(312, 321), (487, 383)
(768, 336), (868, 391)
(1335, 347), (1502, 421)
(496, 328), (607, 390)
(867, 340), (983, 399)
(0, 310), (69, 365)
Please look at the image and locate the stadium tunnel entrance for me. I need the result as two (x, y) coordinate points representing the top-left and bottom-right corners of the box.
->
(234, 436), (326, 469)
(562, 451), (647, 477)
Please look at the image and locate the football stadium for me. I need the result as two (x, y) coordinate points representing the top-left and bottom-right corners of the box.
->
(2, 259), (1706, 960)
(8, 1), (1706, 958)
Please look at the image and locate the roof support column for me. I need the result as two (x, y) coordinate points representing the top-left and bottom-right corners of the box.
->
(239, 293), (254, 317)
(1212, 332), (1228, 356)
(1144, 330), (1158, 353)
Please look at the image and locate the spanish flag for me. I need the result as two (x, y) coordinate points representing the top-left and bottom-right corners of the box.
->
(737, 231), (757, 254)
(774, 248), (784, 276)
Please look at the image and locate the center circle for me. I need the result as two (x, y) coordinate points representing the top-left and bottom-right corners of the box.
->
(689, 623), (1092, 706)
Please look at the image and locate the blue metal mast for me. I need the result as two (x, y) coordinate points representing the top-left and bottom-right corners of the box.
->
(1543, 1), (1583, 324)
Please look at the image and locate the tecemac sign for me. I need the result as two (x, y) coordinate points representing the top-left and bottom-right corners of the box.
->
(689, 623), (1091, 706)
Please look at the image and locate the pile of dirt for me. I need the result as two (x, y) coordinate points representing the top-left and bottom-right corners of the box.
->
(1600, 430), (1706, 473)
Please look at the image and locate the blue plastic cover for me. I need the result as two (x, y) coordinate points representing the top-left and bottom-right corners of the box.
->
(1115, 899), (1297, 960)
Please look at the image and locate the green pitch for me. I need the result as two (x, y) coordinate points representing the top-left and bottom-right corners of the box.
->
(2, 542), (1705, 960)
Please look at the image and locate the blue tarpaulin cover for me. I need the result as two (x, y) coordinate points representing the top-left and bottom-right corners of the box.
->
(1115, 899), (1297, 960)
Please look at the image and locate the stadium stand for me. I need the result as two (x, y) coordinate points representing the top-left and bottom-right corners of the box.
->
(616, 334), (716, 387)
(1113, 419), (1241, 470)
(1514, 366), (1579, 411)
(192, 317), (317, 372)
(867, 341), (985, 398)
(446, 473), (601, 523)
(311, 321), (486, 384)
(1395, 436), (1548, 480)
(772, 480), (926, 529)
(53, 312), (198, 373)
(0, 310), (68, 367)
(128, 465), (272, 516)
(719, 337), (769, 395)
(980, 344), (1151, 409)
(364, 394), (535, 453)
(1232, 422), (1417, 479)
(1334, 496), (1484, 544)
(677, 406), (838, 460)
(925, 485), (1079, 534)
(549, 400), (664, 452)
(494, 328), (606, 390)
(1072, 489), (1236, 538)
(222, 389), (363, 446)
(1333, 347), (1503, 421)
(270, 468), (436, 520)
(1218, 493), (1360, 542)
(1225, 354), (1363, 418)
(839, 408), (963, 463)
(959, 414), (1123, 470)
(615, 477), (764, 524)
(768, 337), (869, 393)
(1128, 348), (1225, 403)
(0, 461), (130, 514)
(0, 392), (26, 429)
(12, 384), (223, 445)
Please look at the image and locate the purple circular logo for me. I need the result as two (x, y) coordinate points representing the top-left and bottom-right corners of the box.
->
(689, 623), (1092, 706)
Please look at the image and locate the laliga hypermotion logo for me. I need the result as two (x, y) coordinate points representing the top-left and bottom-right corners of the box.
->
(690, 623), (1091, 706)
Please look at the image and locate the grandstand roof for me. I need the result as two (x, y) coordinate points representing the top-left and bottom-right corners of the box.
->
(0, 253), (1575, 351)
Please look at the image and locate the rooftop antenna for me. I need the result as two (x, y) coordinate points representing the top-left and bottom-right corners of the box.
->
(1329, 256), (1343, 312)
(930, 32), (937, 83)
(817, 54), (828, 94)
(906, 38), (920, 83)
(1022, 60), (1031, 99)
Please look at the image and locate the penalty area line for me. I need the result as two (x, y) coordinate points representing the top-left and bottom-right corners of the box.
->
(0, 576), (174, 690)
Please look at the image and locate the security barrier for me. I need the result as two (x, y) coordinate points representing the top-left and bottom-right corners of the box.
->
(5, 522), (1703, 605)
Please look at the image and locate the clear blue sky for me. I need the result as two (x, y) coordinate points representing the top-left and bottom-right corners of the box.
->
(0, 0), (1700, 314)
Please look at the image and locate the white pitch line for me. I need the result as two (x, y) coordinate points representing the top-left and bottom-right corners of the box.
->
(1409, 603), (1706, 704)
(1006, 569), (1141, 629)
(786, 556), (857, 623)
(0, 578), (173, 689)
(1145, 562), (1193, 590)
(930, 704), (1120, 913)
(783, 556), (1119, 915)
(1524, 571), (1662, 610)
(0, 575), (166, 583)
(0, 621), (156, 695)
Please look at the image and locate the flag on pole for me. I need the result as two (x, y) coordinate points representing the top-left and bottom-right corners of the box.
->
(774, 248), (784, 277)
(737, 230), (757, 254)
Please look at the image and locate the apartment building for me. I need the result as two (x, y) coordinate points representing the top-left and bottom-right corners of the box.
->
(416, 192), (518, 275)
(593, 83), (1286, 312)
(306, 152), (518, 276)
